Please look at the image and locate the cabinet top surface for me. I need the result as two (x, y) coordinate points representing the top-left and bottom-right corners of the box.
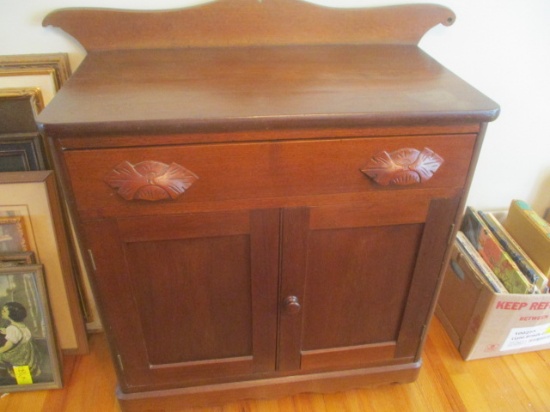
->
(37, 45), (499, 135)
(37, 1), (498, 135)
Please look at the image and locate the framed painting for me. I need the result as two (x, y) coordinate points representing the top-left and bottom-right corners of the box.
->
(0, 216), (29, 253)
(0, 264), (62, 392)
(0, 54), (102, 332)
(0, 88), (47, 171)
(0, 206), (38, 253)
(0, 251), (36, 267)
(0, 53), (71, 106)
(0, 171), (88, 355)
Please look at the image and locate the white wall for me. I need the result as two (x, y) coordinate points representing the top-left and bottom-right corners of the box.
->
(2, 0), (549, 214)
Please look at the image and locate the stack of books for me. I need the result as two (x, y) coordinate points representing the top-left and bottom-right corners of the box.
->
(458, 200), (550, 295)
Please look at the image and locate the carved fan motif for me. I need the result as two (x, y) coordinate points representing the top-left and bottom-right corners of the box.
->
(361, 147), (444, 186)
(104, 160), (198, 201)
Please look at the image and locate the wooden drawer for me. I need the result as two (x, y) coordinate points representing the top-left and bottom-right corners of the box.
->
(63, 133), (477, 217)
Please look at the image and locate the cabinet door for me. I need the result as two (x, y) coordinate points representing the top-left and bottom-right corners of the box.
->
(278, 196), (459, 371)
(82, 209), (280, 392)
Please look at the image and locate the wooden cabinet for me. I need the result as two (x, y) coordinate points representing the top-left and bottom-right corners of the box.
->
(37, 0), (499, 409)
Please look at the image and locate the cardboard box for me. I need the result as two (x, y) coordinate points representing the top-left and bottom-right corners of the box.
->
(436, 243), (550, 360)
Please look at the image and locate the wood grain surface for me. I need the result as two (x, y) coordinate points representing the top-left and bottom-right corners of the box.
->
(37, 46), (499, 136)
(42, 0), (455, 51)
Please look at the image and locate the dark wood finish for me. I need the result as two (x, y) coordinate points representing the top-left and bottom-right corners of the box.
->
(80, 209), (280, 392)
(279, 199), (450, 372)
(62, 134), (476, 218)
(395, 196), (462, 359)
(37, 1), (499, 409)
(43, 0), (455, 51)
(104, 160), (198, 201)
(116, 361), (422, 412)
(37, 46), (498, 137)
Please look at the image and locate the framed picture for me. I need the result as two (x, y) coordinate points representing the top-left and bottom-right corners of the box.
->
(0, 55), (102, 332)
(0, 88), (47, 172)
(0, 54), (70, 170)
(0, 216), (29, 253)
(0, 251), (36, 267)
(0, 206), (38, 253)
(0, 264), (62, 392)
(0, 171), (88, 355)
(0, 53), (71, 106)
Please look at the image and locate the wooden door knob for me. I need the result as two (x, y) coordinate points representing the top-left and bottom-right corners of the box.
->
(283, 296), (301, 315)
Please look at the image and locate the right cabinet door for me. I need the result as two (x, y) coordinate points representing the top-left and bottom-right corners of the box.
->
(277, 195), (461, 372)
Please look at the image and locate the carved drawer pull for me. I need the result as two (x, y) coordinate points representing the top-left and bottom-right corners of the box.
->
(105, 160), (198, 201)
(361, 147), (444, 186)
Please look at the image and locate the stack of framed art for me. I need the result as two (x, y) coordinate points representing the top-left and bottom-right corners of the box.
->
(0, 53), (70, 172)
(0, 171), (88, 356)
(0, 171), (91, 394)
(1, 53), (101, 333)
(0, 54), (96, 375)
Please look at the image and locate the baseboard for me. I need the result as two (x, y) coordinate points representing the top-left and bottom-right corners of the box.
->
(117, 360), (422, 411)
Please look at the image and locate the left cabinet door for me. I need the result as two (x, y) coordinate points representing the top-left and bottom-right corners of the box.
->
(81, 208), (280, 393)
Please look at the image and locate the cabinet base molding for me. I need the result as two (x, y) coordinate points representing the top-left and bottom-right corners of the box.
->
(117, 361), (422, 411)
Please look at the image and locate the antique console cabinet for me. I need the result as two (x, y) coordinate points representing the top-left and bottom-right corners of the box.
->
(37, 1), (499, 410)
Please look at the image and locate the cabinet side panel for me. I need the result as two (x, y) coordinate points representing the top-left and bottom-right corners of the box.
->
(396, 195), (462, 358)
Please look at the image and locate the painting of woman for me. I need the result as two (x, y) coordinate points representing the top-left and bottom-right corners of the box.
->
(0, 301), (41, 379)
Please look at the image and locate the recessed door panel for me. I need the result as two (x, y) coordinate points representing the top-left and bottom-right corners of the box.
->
(301, 224), (422, 351)
(125, 235), (253, 366)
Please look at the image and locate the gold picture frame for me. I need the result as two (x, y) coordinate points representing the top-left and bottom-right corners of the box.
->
(0, 216), (29, 252)
(0, 53), (70, 105)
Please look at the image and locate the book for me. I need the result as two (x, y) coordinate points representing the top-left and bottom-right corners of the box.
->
(479, 211), (548, 292)
(455, 231), (508, 293)
(503, 200), (550, 276)
(461, 207), (534, 294)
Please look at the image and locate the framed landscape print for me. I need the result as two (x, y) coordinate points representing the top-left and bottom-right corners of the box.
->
(0, 264), (62, 392)
(0, 171), (88, 354)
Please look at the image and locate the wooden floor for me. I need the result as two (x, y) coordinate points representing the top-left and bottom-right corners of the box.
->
(0, 315), (549, 412)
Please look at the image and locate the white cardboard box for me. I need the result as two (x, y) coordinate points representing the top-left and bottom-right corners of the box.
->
(436, 243), (550, 360)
